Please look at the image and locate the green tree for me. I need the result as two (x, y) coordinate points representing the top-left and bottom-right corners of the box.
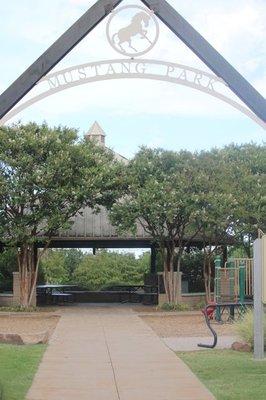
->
(63, 249), (85, 279)
(0, 248), (17, 291)
(73, 250), (148, 290)
(137, 252), (150, 273)
(194, 149), (238, 301)
(40, 250), (69, 284)
(110, 147), (204, 304)
(39, 249), (85, 284)
(0, 122), (121, 307)
(221, 143), (266, 257)
(194, 143), (266, 301)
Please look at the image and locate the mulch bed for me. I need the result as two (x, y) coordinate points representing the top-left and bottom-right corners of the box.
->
(0, 313), (60, 343)
(140, 313), (236, 338)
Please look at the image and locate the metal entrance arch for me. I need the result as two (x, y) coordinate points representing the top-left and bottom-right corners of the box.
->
(0, 59), (264, 128)
(0, 0), (265, 126)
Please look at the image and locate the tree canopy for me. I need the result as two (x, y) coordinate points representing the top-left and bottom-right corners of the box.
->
(0, 122), (122, 306)
(0, 122), (121, 245)
(0, 121), (264, 306)
(110, 143), (266, 303)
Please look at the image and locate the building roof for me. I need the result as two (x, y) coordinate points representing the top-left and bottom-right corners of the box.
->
(85, 121), (106, 137)
(85, 121), (128, 164)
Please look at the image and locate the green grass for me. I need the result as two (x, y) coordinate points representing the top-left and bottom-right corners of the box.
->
(0, 344), (46, 400)
(159, 302), (191, 311)
(0, 306), (57, 313)
(178, 350), (266, 400)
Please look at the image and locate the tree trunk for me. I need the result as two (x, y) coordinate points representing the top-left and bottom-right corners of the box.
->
(17, 244), (39, 308)
(162, 244), (180, 304)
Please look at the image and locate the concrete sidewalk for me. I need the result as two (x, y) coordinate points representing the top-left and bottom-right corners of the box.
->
(27, 305), (215, 400)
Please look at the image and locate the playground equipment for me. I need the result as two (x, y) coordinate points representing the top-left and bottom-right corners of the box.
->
(215, 256), (253, 304)
(215, 256), (254, 323)
(198, 256), (254, 348)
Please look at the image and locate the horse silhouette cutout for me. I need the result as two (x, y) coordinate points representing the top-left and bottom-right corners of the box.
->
(112, 12), (152, 53)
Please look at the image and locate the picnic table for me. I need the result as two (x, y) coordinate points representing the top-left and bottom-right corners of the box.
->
(37, 284), (159, 305)
(100, 284), (158, 304)
(66, 284), (158, 304)
(37, 284), (78, 305)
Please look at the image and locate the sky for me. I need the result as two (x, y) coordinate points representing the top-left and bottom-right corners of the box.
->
(0, 0), (265, 159)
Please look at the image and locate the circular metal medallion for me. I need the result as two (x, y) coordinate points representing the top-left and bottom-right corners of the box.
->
(106, 5), (159, 58)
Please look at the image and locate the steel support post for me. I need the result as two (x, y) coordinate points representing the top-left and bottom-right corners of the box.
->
(254, 238), (264, 360)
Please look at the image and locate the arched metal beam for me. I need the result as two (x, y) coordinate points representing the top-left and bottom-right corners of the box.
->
(0, 60), (264, 129)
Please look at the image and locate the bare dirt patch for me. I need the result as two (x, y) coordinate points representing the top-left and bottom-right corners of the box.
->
(0, 313), (60, 343)
(132, 305), (159, 313)
(140, 313), (236, 338)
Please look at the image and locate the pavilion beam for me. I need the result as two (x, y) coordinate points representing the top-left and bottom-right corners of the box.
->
(0, 0), (122, 120)
(142, 0), (266, 123)
(38, 239), (153, 249)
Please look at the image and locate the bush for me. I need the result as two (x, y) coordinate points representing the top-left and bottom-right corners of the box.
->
(0, 248), (18, 291)
(235, 310), (266, 348)
(0, 306), (38, 313)
(192, 300), (206, 310)
(0, 383), (4, 400)
(40, 250), (70, 284)
(100, 281), (130, 290)
(38, 249), (150, 290)
(159, 302), (191, 311)
(73, 251), (149, 290)
(0, 306), (56, 313)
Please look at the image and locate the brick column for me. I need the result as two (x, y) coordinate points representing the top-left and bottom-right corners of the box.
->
(176, 271), (183, 303)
